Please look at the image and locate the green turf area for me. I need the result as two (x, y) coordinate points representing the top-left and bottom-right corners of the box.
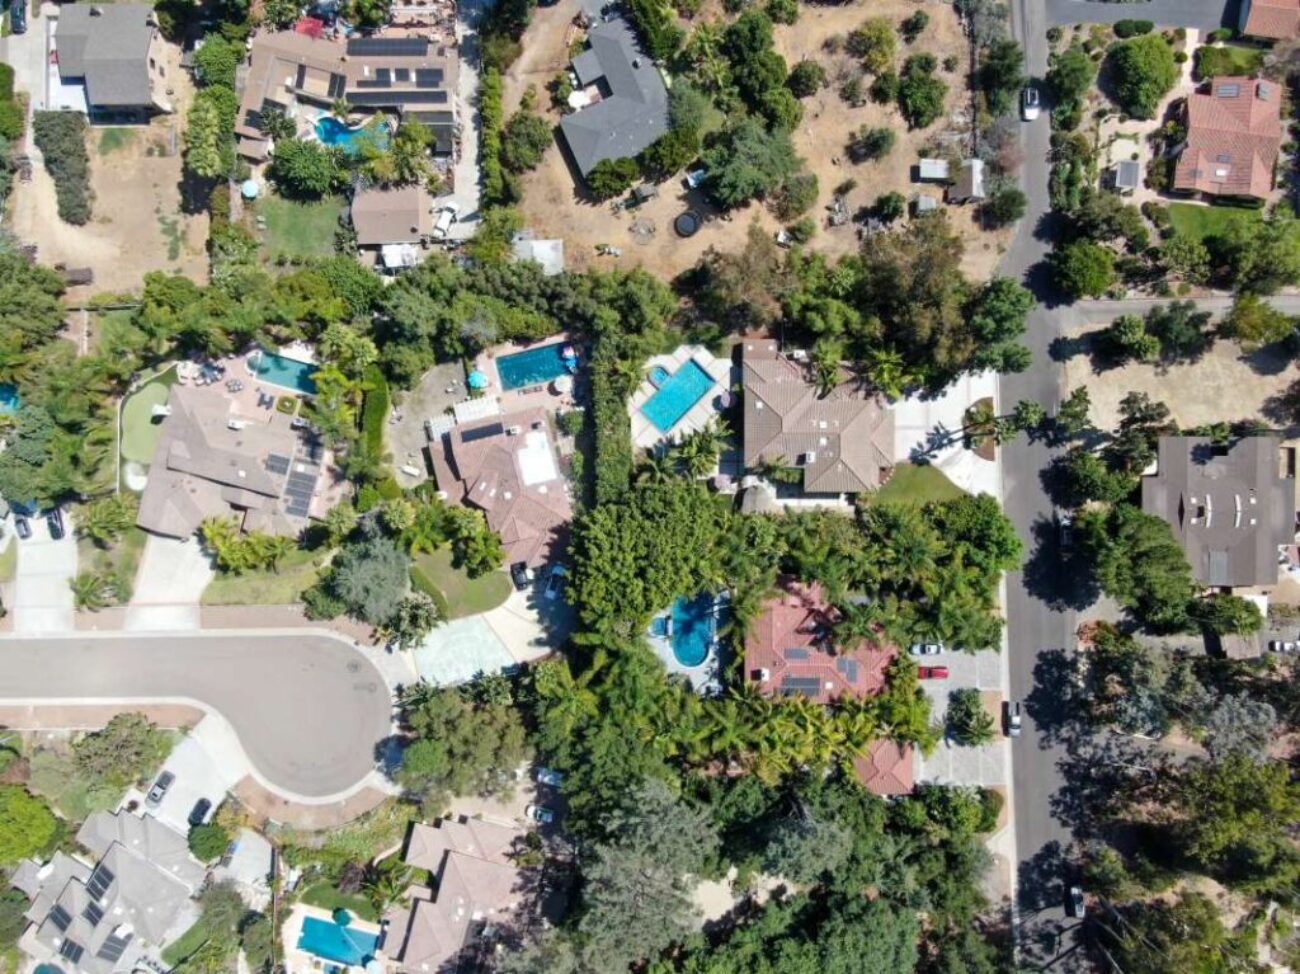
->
(0, 539), (15, 584)
(871, 462), (966, 506)
(97, 128), (135, 156)
(257, 196), (344, 260)
(78, 525), (148, 602)
(410, 547), (512, 619)
(120, 366), (179, 465)
(202, 545), (324, 605)
(1194, 44), (1264, 79)
(28, 748), (124, 822)
(1166, 201), (1262, 242)
(300, 882), (380, 922)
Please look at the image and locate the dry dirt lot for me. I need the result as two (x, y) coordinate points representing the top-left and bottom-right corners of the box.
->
(11, 44), (207, 296)
(509, 0), (1010, 280)
(1062, 318), (1300, 431)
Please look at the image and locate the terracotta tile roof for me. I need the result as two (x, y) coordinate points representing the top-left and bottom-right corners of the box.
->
(428, 407), (572, 567)
(1242, 0), (1299, 38)
(744, 579), (896, 704)
(742, 341), (893, 494)
(1173, 77), (1283, 199)
(851, 741), (914, 796)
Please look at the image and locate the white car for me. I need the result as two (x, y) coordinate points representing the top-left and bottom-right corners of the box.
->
(525, 803), (555, 825)
(544, 564), (566, 601)
(1006, 701), (1023, 737)
(432, 203), (460, 240)
(908, 642), (944, 656)
(1022, 85), (1040, 121)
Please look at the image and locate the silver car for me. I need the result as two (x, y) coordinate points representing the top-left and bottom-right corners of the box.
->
(1022, 85), (1041, 121)
(1006, 701), (1022, 737)
(908, 642), (944, 656)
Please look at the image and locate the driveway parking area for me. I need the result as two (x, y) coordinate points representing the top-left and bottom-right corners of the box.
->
(124, 714), (244, 833)
(892, 372), (1000, 498)
(915, 648), (1008, 788)
(11, 512), (77, 634)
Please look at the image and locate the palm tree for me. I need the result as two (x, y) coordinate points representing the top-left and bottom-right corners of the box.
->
(363, 861), (412, 913)
(634, 451), (675, 485)
(77, 496), (136, 548)
(70, 571), (112, 611)
(866, 347), (911, 400)
(331, 98), (353, 122)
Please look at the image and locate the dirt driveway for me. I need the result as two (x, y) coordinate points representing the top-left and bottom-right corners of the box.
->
(509, 0), (1009, 280)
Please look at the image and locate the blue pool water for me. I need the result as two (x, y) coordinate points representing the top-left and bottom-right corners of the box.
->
(641, 360), (715, 433)
(670, 593), (716, 668)
(0, 383), (19, 414)
(254, 350), (317, 394)
(34, 965), (66, 974)
(648, 365), (670, 387)
(315, 116), (389, 155)
(298, 916), (379, 967)
(496, 342), (574, 391)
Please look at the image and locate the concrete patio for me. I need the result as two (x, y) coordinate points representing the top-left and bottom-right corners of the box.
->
(629, 345), (733, 450)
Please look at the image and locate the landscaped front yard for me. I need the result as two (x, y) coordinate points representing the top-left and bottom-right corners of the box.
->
(872, 462), (966, 507)
(410, 547), (511, 620)
(201, 545), (325, 605)
(121, 365), (179, 466)
(1166, 201), (1261, 243)
(78, 525), (148, 602)
(254, 196), (344, 261)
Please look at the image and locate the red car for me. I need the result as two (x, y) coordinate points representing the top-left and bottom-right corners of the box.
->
(918, 666), (949, 679)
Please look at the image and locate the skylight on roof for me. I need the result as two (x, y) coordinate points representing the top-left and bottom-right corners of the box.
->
(1219, 83), (1241, 97)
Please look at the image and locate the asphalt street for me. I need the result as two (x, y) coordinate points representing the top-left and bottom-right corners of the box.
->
(999, 0), (1234, 968)
(0, 632), (393, 799)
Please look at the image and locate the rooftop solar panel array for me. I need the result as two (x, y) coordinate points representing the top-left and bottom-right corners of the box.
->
(83, 901), (104, 927)
(86, 864), (115, 900)
(59, 940), (85, 963)
(49, 905), (72, 931)
(461, 422), (505, 443)
(836, 657), (859, 683)
(283, 466), (320, 519)
(347, 36), (429, 56)
(347, 90), (449, 106)
(415, 68), (443, 88)
(783, 647), (810, 660)
(97, 932), (133, 962)
(266, 454), (291, 475)
(780, 676), (822, 696)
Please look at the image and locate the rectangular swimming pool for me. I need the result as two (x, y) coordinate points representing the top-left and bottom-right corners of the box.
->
(496, 342), (572, 392)
(255, 350), (317, 394)
(297, 916), (379, 967)
(641, 360), (715, 433)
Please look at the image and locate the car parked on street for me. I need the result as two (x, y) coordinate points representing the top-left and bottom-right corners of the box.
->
(1068, 885), (1085, 919)
(1005, 701), (1022, 737)
(525, 803), (555, 825)
(45, 507), (64, 540)
(908, 642), (944, 656)
(1268, 640), (1298, 653)
(1058, 510), (1074, 550)
(1021, 85), (1040, 120)
(917, 666), (949, 679)
(13, 515), (31, 540)
(146, 771), (175, 807)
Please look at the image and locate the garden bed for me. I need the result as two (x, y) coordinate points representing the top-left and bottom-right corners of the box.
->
(201, 546), (324, 605)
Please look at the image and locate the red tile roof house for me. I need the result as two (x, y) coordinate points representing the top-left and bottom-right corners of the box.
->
(1172, 77), (1283, 201)
(744, 579), (914, 795)
(428, 406), (573, 568)
(1239, 0), (1300, 39)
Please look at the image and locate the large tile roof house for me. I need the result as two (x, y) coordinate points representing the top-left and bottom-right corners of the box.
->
(137, 384), (313, 539)
(11, 812), (203, 974)
(1173, 77), (1283, 201)
(383, 818), (528, 974)
(235, 31), (459, 161)
(56, 4), (172, 120)
(558, 16), (669, 178)
(428, 407), (572, 568)
(1239, 0), (1300, 38)
(1141, 436), (1294, 588)
(744, 579), (896, 704)
(741, 340), (894, 495)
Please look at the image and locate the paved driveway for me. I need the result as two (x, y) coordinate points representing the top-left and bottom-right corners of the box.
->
(11, 513), (77, 634)
(126, 535), (214, 631)
(0, 631), (393, 799)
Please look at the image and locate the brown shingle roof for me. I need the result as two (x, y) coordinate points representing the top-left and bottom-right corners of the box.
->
(1242, 0), (1299, 38)
(744, 579), (896, 704)
(427, 407), (572, 567)
(350, 186), (433, 247)
(742, 341), (893, 494)
(1173, 77), (1283, 199)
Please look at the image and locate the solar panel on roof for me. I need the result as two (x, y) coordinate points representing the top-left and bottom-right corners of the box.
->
(783, 647), (810, 660)
(48, 905), (71, 931)
(59, 940), (85, 963)
(1215, 153), (1232, 163)
(83, 902), (104, 927)
(328, 73), (347, 99)
(461, 422), (504, 443)
(394, 68), (411, 82)
(86, 864), (115, 900)
(96, 932), (132, 963)
(266, 454), (291, 475)
(1219, 83), (1240, 97)
(781, 676), (822, 696)
(346, 36), (429, 56)
(348, 90), (448, 105)
(294, 64), (307, 89)
(414, 68), (443, 88)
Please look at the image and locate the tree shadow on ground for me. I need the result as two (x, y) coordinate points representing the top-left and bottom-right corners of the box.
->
(1021, 516), (1102, 612)
(1018, 840), (1071, 916)
(1238, 340), (1294, 377)
(1025, 647), (1090, 749)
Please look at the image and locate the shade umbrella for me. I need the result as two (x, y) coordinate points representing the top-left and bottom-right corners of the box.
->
(467, 370), (490, 390)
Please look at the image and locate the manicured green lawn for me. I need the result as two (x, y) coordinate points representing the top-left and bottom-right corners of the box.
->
(1166, 201), (1261, 242)
(1194, 44), (1264, 79)
(872, 462), (966, 507)
(410, 547), (511, 619)
(121, 366), (179, 465)
(300, 882), (380, 922)
(202, 545), (324, 605)
(257, 196), (344, 260)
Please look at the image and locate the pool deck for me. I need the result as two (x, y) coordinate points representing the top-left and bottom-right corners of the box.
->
(629, 345), (733, 450)
(282, 904), (385, 974)
(472, 334), (578, 416)
(647, 595), (727, 695)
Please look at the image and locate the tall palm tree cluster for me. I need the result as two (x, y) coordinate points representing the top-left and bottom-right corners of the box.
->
(198, 516), (296, 575)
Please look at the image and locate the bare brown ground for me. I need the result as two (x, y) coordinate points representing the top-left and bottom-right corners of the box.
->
(11, 41), (207, 297)
(0, 703), (203, 730)
(510, 0), (1010, 280)
(233, 777), (390, 829)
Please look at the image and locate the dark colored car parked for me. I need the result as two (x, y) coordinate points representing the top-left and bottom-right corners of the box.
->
(9, 1), (27, 35)
(46, 507), (64, 540)
(188, 798), (212, 827)
(13, 516), (31, 540)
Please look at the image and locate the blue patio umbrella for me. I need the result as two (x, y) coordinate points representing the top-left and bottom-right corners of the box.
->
(241, 179), (260, 200)
(467, 370), (490, 390)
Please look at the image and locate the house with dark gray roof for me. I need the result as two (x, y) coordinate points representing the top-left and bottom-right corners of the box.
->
(1141, 436), (1295, 588)
(558, 16), (669, 178)
(10, 812), (203, 974)
(56, 4), (172, 121)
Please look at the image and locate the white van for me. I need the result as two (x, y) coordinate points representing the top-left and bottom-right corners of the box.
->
(432, 203), (460, 240)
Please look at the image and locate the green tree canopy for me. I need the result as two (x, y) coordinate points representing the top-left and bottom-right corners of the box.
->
(0, 787), (57, 864)
(1107, 34), (1178, 119)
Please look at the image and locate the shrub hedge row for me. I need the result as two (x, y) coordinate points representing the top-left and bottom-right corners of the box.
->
(590, 349), (633, 506)
(32, 111), (92, 224)
(480, 68), (506, 207)
(0, 63), (24, 142)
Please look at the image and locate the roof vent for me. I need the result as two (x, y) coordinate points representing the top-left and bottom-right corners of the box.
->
(758, 667), (770, 682)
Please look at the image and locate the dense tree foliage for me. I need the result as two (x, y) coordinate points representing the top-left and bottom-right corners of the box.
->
(1107, 34), (1178, 119)
(32, 112), (92, 224)
(0, 787), (58, 864)
(1078, 504), (1195, 632)
(73, 713), (172, 792)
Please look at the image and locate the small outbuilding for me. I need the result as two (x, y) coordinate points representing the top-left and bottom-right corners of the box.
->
(1112, 159), (1141, 194)
(913, 193), (939, 215)
(948, 159), (986, 203)
(917, 158), (950, 182)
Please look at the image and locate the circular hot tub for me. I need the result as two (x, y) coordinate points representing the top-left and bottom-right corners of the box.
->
(674, 210), (702, 238)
